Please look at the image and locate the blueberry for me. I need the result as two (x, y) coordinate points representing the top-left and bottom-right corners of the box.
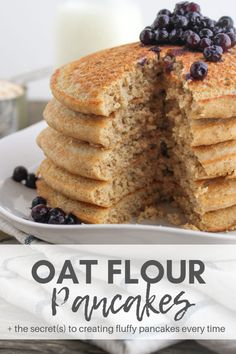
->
(203, 17), (216, 30)
(174, 2), (189, 14)
(227, 32), (236, 46)
(31, 196), (47, 209)
(175, 8), (186, 16)
(171, 14), (189, 28)
(158, 9), (172, 17)
(182, 29), (194, 42)
(191, 25), (201, 33)
(139, 28), (155, 45)
(227, 27), (236, 34)
(48, 208), (66, 225)
(213, 26), (224, 35)
(160, 141), (169, 158)
(155, 29), (169, 43)
(153, 15), (170, 29)
(203, 45), (223, 62)
(190, 61), (208, 80)
(186, 2), (201, 13)
(187, 12), (202, 27)
(199, 37), (212, 50)
(12, 166), (28, 182)
(186, 32), (201, 49)
(169, 28), (184, 44)
(218, 16), (234, 29)
(31, 204), (50, 223)
(199, 28), (213, 38)
(214, 33), (232, 52)
(25, 173), (37, 189)
(217, 27), (228, 34)
(65, 213), (81, 225)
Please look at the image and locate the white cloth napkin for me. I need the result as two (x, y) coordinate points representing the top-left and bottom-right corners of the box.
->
(0, 217), (236, 354)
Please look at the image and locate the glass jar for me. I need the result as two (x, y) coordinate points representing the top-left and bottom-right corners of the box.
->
(54, 0), (144, 66)
(0, 81), (27, 138)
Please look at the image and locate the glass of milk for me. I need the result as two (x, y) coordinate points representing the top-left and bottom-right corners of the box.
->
(54, 0), (144, 66)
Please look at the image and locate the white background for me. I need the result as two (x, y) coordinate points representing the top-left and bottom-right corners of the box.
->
(0, 0), (236, 100)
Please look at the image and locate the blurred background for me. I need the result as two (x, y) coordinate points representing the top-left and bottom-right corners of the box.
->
(0, 0), (236, 99)
(0, 0), (236, 137)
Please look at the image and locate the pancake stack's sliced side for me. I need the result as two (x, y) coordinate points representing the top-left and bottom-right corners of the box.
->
(37, 42), (236, 231)
(38, 158), (172, 208)
(163, 47), (236, 231)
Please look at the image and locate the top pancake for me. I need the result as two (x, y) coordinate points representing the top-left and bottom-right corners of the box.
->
(51, 42), (236, 118)
(51, 42), (163, 116)
(167, 46), (236, 119)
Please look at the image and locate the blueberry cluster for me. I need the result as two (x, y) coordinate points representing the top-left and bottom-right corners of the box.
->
(139, 2), (236, 79)
(31, 196), (80, 225)
(12, 166), (80, 225)
(12, 166), (37, 189)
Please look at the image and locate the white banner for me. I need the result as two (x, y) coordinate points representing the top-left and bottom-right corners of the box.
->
(0, 245), (235, 340)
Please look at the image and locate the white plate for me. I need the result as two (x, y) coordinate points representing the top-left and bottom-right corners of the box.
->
(0, 122), (236, 244)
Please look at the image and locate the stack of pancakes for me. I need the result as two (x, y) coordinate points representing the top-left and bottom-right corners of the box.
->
(37, 42), (236, 231)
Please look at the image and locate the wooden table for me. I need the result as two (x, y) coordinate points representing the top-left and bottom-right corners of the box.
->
(0, 101), (215, 354)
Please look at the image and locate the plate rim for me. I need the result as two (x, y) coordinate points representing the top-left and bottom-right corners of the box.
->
(1, 203), (236, 242)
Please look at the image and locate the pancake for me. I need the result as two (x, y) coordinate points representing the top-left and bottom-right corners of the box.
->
(51, 42), (164, 116)
(191, 117), (236, 147)
(193, 139), (236, 178)
(36, 179), (160, 224)
(168, 105), (236, 147)
(167, 103), (236, 148)
(177, 173), (236, 214)
(37, 127), (162, 181)
(38, 158), (170, 207)
(51, 42), (236, 119)
(195, 175), (236, 213)
(175, 134), (236, 179)
(195, 205), (236, 232)
(44, 97), (163, 148)
(166, 46), (236, 119)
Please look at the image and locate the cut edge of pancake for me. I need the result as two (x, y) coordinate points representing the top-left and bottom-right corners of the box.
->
(37, 179), (161, 224)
